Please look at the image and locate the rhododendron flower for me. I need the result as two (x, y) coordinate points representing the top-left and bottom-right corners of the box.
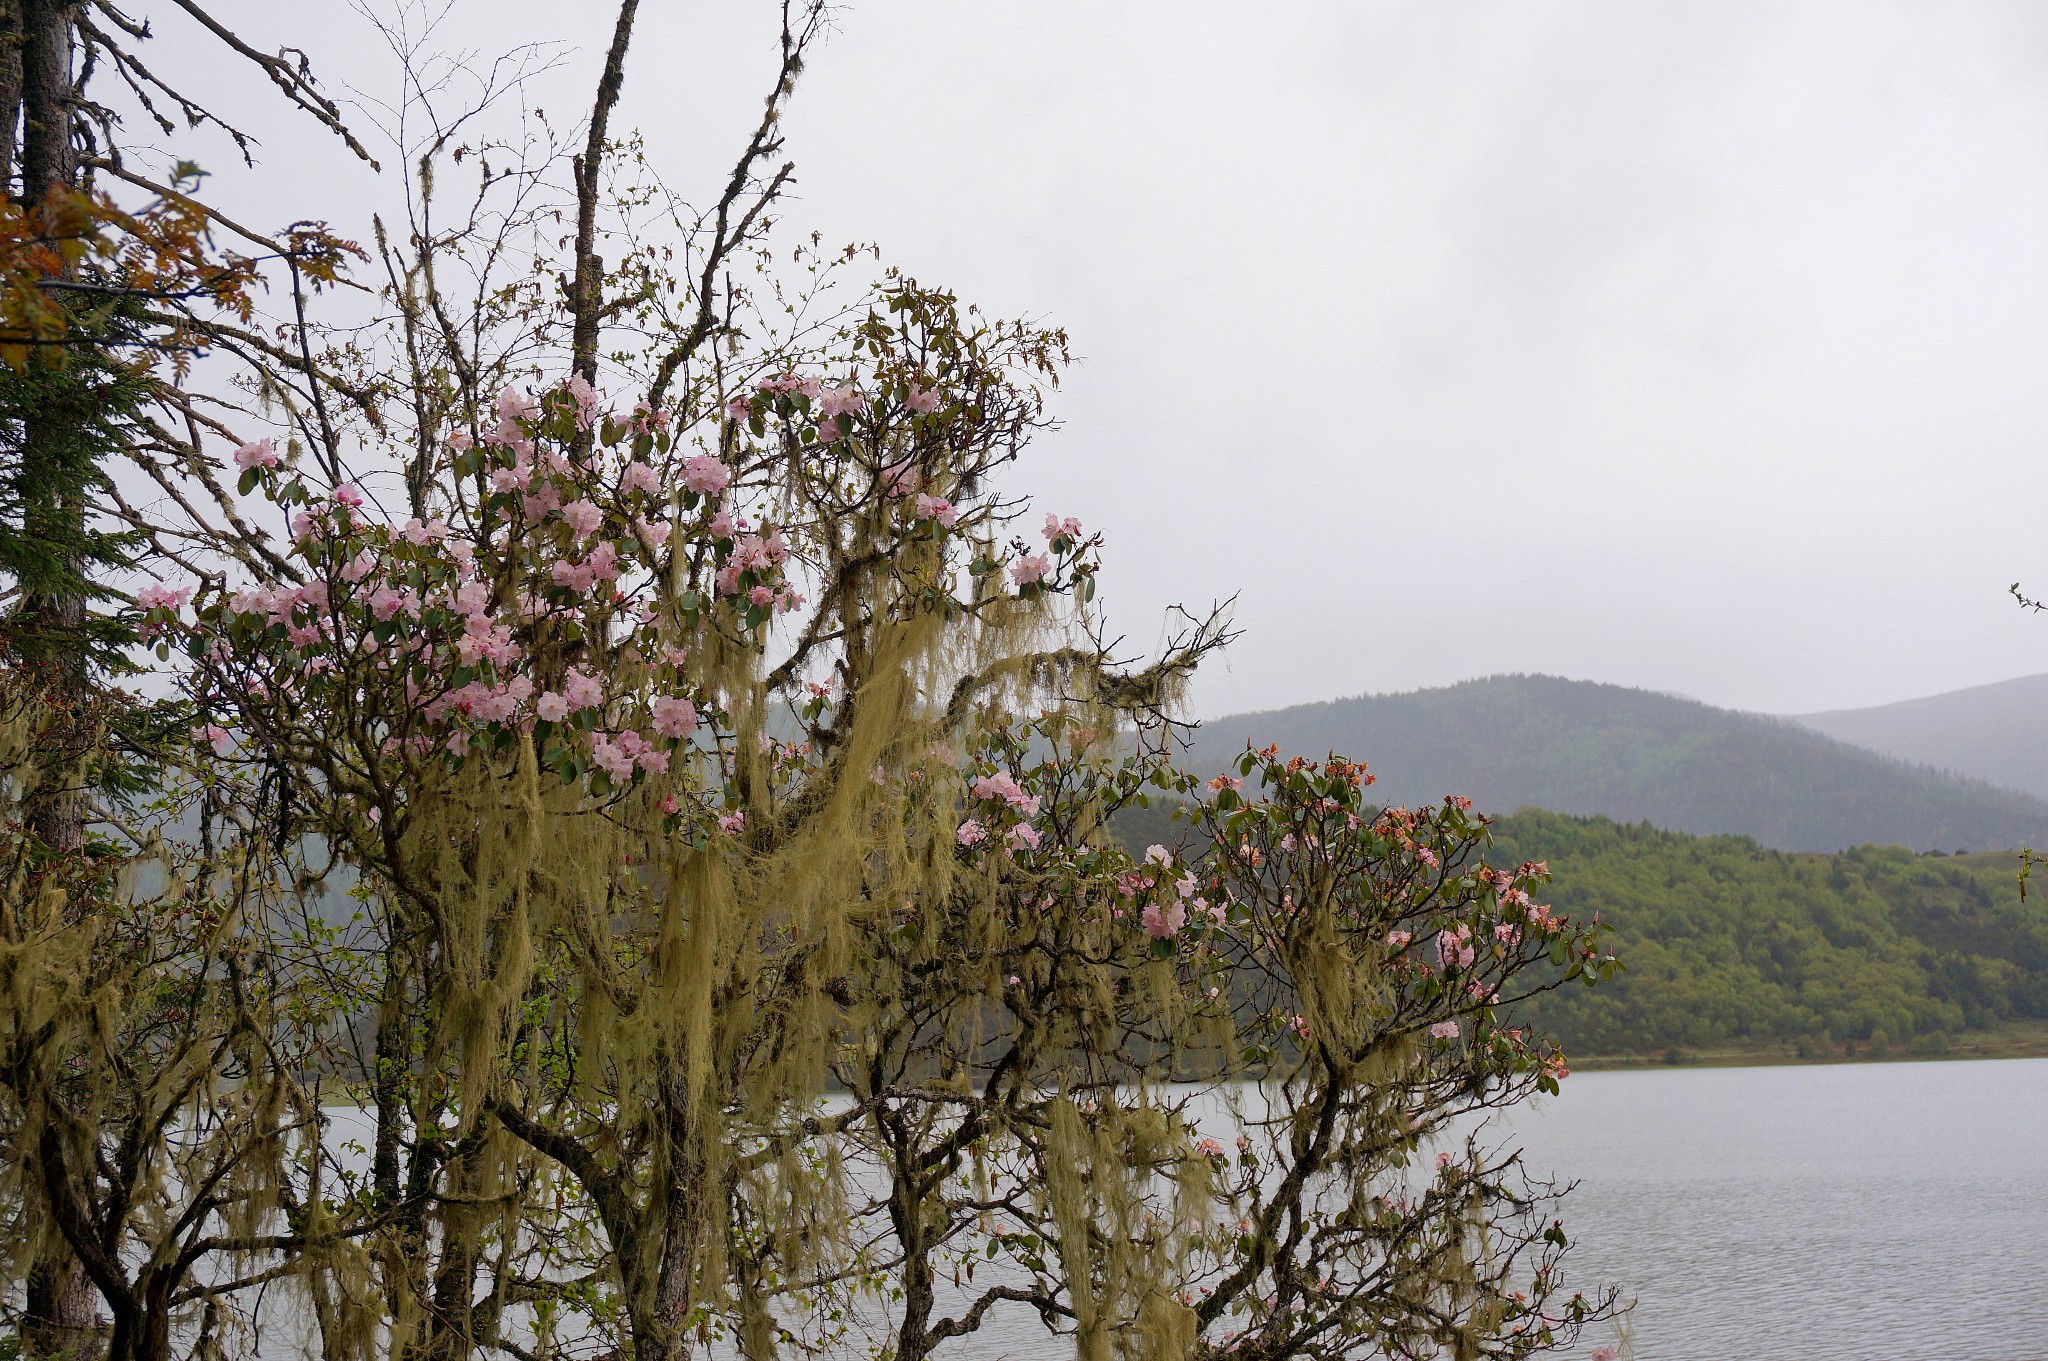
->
(562, 667), (604, 710)
(587, 542), (621, 581)
(340, 550), (375, 583)
(536, 691), (569, 723)
(1007, 822), (1041, 852)
(880, 460), (918, 497)
(724, 395), (750, 421)
(199, 724), (233, 757)
(589, 734), (636, 782)
(565, 373), (602, 429)
(445, 428), (473, 451)
(814, 417), (842, 443)
(1141, 899), (1187, 939)
(817, 384), (864, 419)
(1145, 845), (1173, 866)
(332, 483), (365, 508)
(1009, 553), (1051, 586)
(708, 509), (736, 538)
(1041, 513), (1082, 541)
(748, 585), (774, 606)
(136, 582), (191, 611)
(637, 748), (669, 775)
(233, 438), (279, 471)
(718, 811), (746, 835)
(1194, 1138), (1226, 1159)
(1430, 1021), (1460, 1040)
(1386, 929), (1412, 948)
(905, 382), (941, 414)
(291, 510), (316, 540)
(956, 819), (987, 847)
(402, 517), (449, 546)
(368, 586), (408, 621)
(621, 461), (660, 495)
(1417, 846), (1439, 869)
(914, 493), (957, 528)
(683, 455), (731, 497)
(659, 795), (681, 815)
(650, 695), (699, 740)
(561, 500), (603, 541)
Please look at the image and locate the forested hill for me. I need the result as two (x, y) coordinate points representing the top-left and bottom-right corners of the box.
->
(1490, 811), (2048, 1057)
(1176, 674), (2048, 853)
(1793, 672), (2048, 801)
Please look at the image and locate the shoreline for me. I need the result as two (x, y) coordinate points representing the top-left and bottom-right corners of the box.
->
(1562, 1018), (2048, 1071)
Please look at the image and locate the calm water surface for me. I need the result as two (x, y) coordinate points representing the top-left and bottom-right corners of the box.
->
(1474, 1056), (2048, 1361)
(952, 1058), (2048, 1361)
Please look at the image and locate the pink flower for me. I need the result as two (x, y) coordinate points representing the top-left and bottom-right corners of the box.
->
(1141, 899), (1187, 939)
(367, 586), (408, 621)
(708, 509), (737, 539)
(817, 384), (864, 419)
(1007, 822), (1042, 852)
(748, 585), (774, 606)
(1009, 553), (1051, 587)
(562, 667), (604, 711)
(650, 695), (699, 740)
(1430, 1021), (1460, 1040)
(1386, 929), (1412, 949)
(636, 747), (669, 775)
(660, 795), (681, 815)
(1590, 1348), (1619, 1361)
(446, 428), (473, 451)
(718, 810), (746, 835)
(561, 500), (604, 541)
(1194, 1138), (1226, 1159)
(401, 517), (449, 546)
(814, 417), (842, 443)
(905, 382), (941, 414)
(199, 723), (233, 757)
(233, 438), (279, 471)
(135, 582), (191, 611)
(1041, 513), (1082, 542)
(724, 395), (750, 422)
(914, 493), (957, 528)
(332, 483), (366, 508)
(565, 373), (602, 430)
(621, 461), (660, 495)
(1436, 1151), (1453, 1169)
(1145, 845), (1174, 866)
(589, 734), (636, 783)
(956, 819), (988, 847)
(634, 515), (671, 549)
(535, 691), (569, 723)
(682, 455), (731, 497)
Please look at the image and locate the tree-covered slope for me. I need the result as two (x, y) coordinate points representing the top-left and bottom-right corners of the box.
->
(1178, 674), (2048, 853)
(1793, 672), (2048, 800)
(1491, 811), (2048, 1055)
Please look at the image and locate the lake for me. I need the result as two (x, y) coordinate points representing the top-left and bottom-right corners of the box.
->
(943, 1057), (2048, 1361)
(299, 1058), (2046, 1359)
(1491, 1056), (2048, 1361)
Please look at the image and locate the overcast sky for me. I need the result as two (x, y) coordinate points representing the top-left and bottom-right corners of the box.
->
(162, 1), (2048, 718)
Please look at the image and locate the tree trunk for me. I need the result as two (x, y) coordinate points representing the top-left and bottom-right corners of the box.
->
(16, 6), (101, 1358)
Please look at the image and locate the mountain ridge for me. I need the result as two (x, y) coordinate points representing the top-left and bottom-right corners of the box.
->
(1177, 673), (2048, 853)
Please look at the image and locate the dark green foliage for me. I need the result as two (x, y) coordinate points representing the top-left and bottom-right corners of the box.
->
(0, 338), (148, 671)
(1489, 810), (2048, 1054)
(1177, 673), (2048, 853)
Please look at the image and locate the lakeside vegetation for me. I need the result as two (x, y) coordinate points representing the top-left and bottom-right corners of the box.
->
(1490, 811), (2048, 1059)
(1113, 800), (2048, 1064)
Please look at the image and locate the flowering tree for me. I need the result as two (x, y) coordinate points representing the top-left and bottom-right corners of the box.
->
(3, 4), (1624, 1360)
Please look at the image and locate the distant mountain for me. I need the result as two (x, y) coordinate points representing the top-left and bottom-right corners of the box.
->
(1792, 673), (2048, 801)
(1177, 674), (2048, 853)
